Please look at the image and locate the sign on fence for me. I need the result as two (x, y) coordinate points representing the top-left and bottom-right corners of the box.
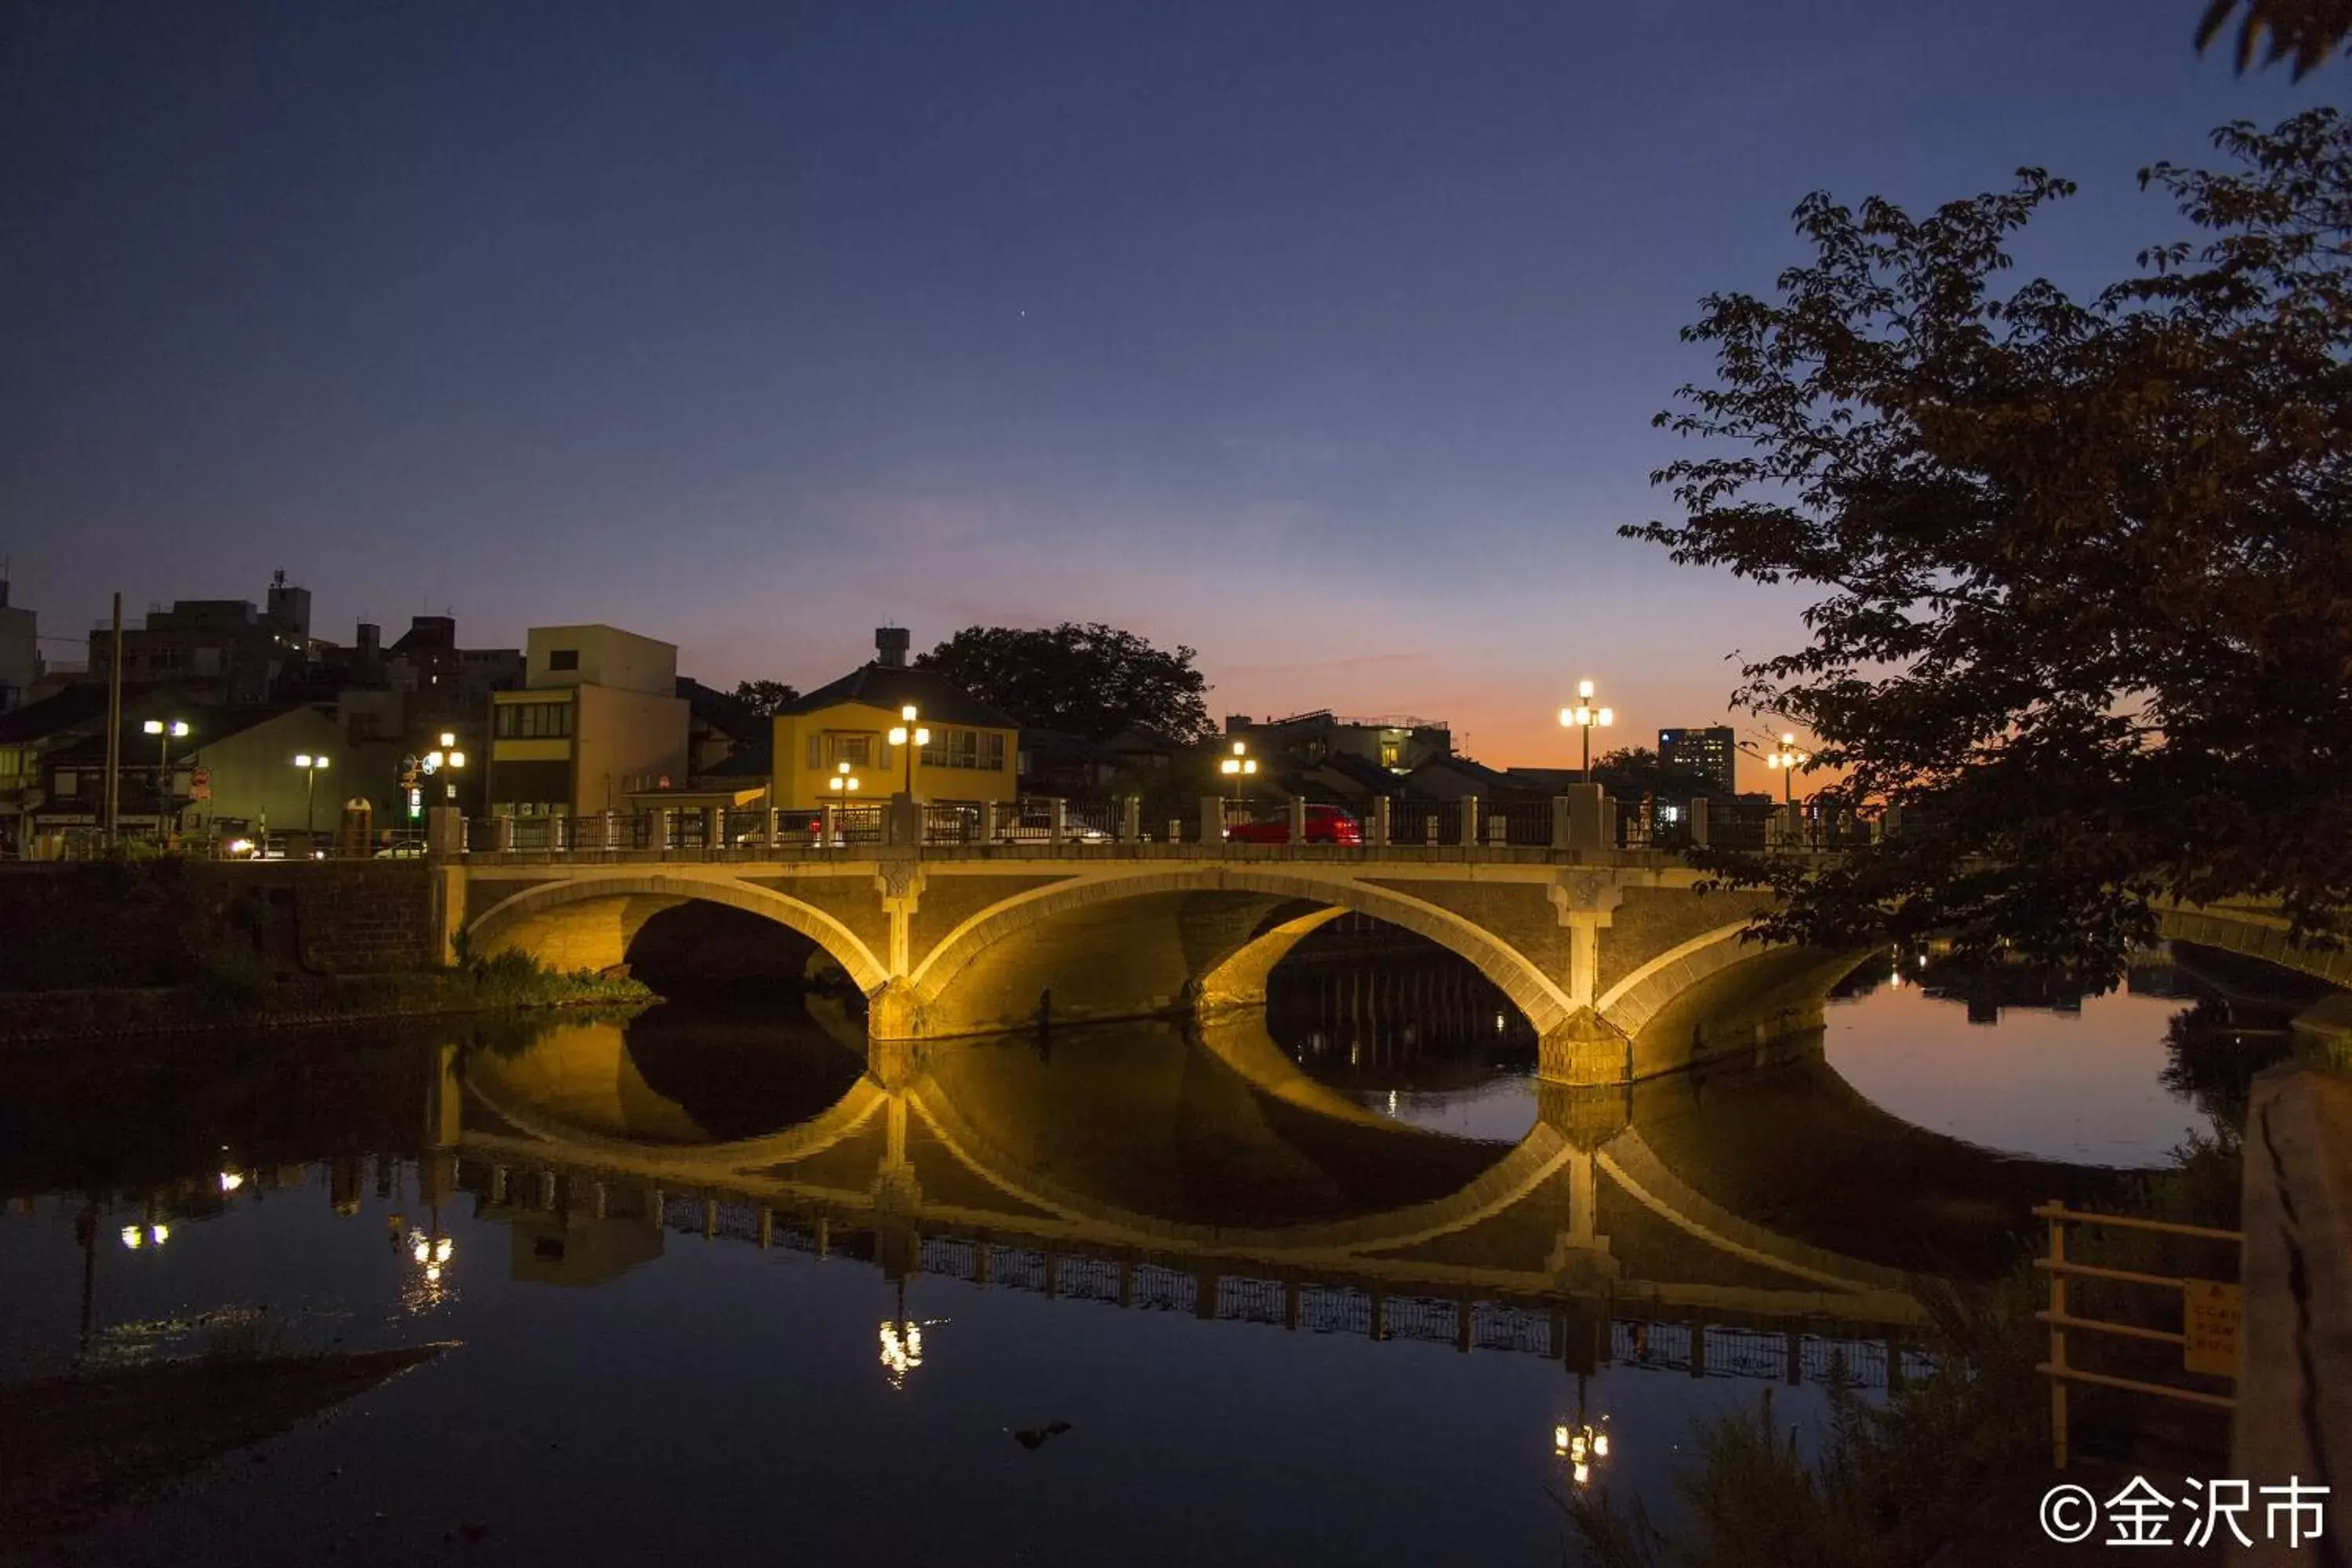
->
(2183, 1279), (2241, 1377)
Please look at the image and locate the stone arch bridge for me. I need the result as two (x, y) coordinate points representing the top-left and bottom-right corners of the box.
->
(434, 844), (2347, 1087)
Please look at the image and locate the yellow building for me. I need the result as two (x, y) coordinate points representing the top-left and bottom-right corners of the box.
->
(772, 629), (1020, 810)
(486, 625), (688, 818)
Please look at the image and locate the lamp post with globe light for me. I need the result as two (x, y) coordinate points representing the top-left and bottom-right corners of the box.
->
(887, 706), (931, 799)
(1218, 740), (1258, 836)
(1558, 680), (1614, 784)
(1738, 731), (1812, 804)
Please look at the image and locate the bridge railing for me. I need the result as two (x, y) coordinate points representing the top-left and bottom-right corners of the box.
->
(1391, 800), (1463, 847)
(406, 797), (1917, 861)
(1497, 800), (1553, 847)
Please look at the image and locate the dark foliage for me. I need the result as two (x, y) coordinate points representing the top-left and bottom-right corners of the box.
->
(731, 680), (800, 719)
(2196, 0), (2352, 77)
(1624, 110), (2352, 985)
(916, 622), (1215, 743)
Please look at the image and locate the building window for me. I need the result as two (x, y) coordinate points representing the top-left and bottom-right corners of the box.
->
(821, 731), (876, 768)
(53, 770), (77, 796)
(494, 701), (573, 739)
(921, 728), (1007, 771)
(547, 648), (579, 671)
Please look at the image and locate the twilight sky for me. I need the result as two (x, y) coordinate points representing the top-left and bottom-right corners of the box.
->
(0, 2), (2315, 786)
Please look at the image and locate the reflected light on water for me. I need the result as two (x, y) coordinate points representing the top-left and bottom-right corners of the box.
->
(402, 1230), (456, 1312)
(878, 1319), (924, 1388)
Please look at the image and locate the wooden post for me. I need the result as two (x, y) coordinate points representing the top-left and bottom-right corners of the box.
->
(2049, 1200), (2069, 1468)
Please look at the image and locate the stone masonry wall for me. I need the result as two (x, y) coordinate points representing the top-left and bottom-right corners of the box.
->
(0, 860), (441, 990)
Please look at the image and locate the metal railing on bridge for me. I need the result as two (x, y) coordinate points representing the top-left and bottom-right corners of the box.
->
(62, 793), (1904, 864)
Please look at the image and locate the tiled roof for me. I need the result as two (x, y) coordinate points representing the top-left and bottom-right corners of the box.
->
(779, 663), (1022, 731)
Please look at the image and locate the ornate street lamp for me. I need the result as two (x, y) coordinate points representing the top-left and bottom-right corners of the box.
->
(826, 760), (862, 793)
(1558, 679), (1615, 784)
(1760, 731), (1810, 804)
(886, 705), (931, 800)
(1218, 740), (1258, 779)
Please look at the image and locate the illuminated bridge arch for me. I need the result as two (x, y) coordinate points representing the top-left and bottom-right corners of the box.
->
(903, 866), (1575, 1040)
(2155, 902), (2352, 991)
(466, 871), (891, 996)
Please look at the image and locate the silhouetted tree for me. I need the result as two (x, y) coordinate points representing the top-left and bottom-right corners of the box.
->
(2197, 0), (2352, 77)
(916, 623), (1215, 743)
(1589, 746), (1715, 803)
(1624, 109), (2352, 984)
(731, 680), (800, 719)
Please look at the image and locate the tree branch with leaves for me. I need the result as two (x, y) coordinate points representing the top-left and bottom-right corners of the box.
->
(1624, 108), (2352, 983)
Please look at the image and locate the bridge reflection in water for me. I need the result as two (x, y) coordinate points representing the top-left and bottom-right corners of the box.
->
(439, 935), (2103, 1397)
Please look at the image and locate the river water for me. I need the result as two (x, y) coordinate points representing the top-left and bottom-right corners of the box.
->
(0, 940), (2277, 1566)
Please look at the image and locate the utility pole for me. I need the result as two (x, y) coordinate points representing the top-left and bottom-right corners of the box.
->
(102, 593), (122, 850)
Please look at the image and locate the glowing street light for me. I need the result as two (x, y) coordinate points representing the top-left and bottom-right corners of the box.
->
(1558, 680), (1615, 784)
(826, 759), (862, 793)
(1762, 731), (1810, 804)
(886, 705), (931, 800)
(292, 753), (332, 832)
(1218, 740), (1258, 778)
(143, 717), (190, 835)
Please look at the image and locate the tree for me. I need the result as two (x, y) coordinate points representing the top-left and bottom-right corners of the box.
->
(1589, 746), (1715, 803)
(1624, 108), (2352, 984)
(731, 681), (800, 719)
(2196, 0), (2352, 78)
(915, 623), (1216, 743)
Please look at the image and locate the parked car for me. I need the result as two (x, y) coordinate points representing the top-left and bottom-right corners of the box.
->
(993, 810), (1110, 845)
(1224, 806), (1361, 845)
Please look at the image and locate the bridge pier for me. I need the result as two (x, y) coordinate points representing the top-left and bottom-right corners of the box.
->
(1539, 1009), (1632, 1088)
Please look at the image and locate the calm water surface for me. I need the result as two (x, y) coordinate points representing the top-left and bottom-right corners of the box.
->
(0, 940), (2266, 1566)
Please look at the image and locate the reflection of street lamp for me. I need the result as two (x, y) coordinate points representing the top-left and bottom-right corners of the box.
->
(1558, 681), (1614, 784)
(292, 753), (332, 832)
(1554, 1374), (1612, 1488)
(143, 718), (189, 832)
(409, 1229), (455, 1281)
(877, 1278), (932, 1391)
(886, 706), (931, 800)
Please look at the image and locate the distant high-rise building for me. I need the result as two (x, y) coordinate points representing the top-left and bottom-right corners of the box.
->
(1658, 725), (1737, 797)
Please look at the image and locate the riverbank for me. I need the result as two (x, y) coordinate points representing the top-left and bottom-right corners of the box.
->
(0, 1343), (456, 1546)
(0, 953), (652, 1046)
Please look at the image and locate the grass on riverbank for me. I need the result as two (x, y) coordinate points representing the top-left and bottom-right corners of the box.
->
(1561, 1128), (2247, 1568)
